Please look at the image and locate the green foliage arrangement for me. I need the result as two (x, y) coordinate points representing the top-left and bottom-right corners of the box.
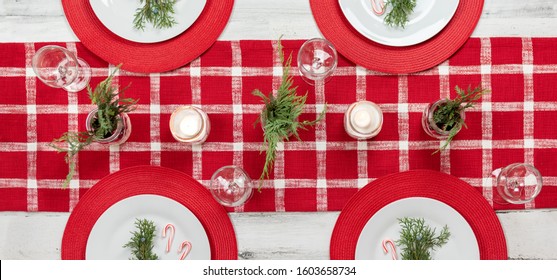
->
(252, 38), (326, 190)
(432, 85), (489, 153)
(395, 217), (451, 260)
(133, 0), (177, 31)
(87, 66), (137, 139)
(123, 218), (159, 260)
(49, 65), (137, 188)
(384, 0), (417, 28)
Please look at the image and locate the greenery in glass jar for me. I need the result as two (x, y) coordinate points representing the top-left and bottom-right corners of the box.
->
(252, 38), (326, 191)
(49, 65), (137, 187)
(432, 85), (489, 153)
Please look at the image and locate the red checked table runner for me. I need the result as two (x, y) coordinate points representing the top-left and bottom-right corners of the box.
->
(1, 38), (556, 212)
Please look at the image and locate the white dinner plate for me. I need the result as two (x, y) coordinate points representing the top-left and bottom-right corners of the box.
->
(89, 0), (207, 43)
(86, 194), (211, 260)
(338, 0), (460, 47)
(355, 197), (480, 260)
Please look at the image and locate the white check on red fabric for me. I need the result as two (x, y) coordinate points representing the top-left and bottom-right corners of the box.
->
(0, 38), (556, 212)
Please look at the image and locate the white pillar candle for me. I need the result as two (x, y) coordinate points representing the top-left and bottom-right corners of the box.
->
(170, 106), (210, 144)
(353, 110), (373, 131)
(179, 110), (202, 138)
(344, 101), (383, 140)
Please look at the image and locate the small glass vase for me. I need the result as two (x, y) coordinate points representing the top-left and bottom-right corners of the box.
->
(86, 108), (132, 145)
(421, 99), (466, 139)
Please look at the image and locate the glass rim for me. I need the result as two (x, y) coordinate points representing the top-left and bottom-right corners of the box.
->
(209, 165), (254, 207)
(32, 45), (80, 87)
(496, 162), (543, 204)
(209, 165), (253, 181)
(425, 99), (466, 137)
(297, 37), (338, 77)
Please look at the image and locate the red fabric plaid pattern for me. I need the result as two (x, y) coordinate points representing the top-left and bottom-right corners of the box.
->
(0, 38), (556, 212)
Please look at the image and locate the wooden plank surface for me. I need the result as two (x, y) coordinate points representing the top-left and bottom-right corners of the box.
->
(0, 0), (556, 260)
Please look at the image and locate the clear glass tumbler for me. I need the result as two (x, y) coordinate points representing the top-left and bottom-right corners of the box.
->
(297, 38), (338, 85)
(32, 45), (91, 92)
(495, 163), (543, 204)
(209, 165), (253, 207)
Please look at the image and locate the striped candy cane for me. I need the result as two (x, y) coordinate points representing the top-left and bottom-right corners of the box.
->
(382, 239), (397, 260)
(178, 241), (192, 260)
(162, 223), (175, 253)
(371, 0), (386, 15)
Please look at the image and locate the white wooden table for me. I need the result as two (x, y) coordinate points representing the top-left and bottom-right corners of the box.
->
(0, 0), (556, 260)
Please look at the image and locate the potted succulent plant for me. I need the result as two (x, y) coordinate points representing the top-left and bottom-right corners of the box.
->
(50, 65), (138, 187)
(252, 38), (326, 190)
(422, 85), (489, 153)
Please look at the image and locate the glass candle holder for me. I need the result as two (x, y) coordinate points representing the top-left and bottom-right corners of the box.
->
(344, 101), (383, 140)
(169, 106), (210, 144)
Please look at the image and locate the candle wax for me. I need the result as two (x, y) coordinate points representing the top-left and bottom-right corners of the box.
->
(353, 110), (372, 130)
(178, 110), (202, 138)
(350, 103), (380, 134)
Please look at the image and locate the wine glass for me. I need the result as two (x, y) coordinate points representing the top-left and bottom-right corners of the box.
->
(495, 163), (543, 204)
(297, 38), (338, 85)
(209, 165), (253, 207)
(32, 45), (91, 92)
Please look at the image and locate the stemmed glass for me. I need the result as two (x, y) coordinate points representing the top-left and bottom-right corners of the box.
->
(494, 163), (543, 204)
(32, 45), (91, 92)
(297, 38), (338, 85)
(209, 165), (254, 207)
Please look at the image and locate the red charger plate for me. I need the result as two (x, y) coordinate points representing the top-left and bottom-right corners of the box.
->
(61, 166), (237, 259)
(61, 0), (234, 73)
(330, 170), (507, 260)
(309, 0), (484, 74)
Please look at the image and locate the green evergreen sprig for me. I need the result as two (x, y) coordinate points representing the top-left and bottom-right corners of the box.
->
(133, 0), (178, 31)
(123, 218), (159, 260)
(88, 66), (137, 139)
(432, 85), (489, 153)
(49, 64), (137, 188)
(49, 132), (93, 188)
(384, 0), (417, 28)
(395, 217), (451, 260)
(252, 38), (326, 191)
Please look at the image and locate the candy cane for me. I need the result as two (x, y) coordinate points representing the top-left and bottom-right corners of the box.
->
(178, 241), (192, 260)
(371, 0), (386, 15)
(162, 224), (175, 253)
(382, 239), (397, 260)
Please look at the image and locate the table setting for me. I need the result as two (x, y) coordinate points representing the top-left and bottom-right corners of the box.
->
(0, 0), (556, 261)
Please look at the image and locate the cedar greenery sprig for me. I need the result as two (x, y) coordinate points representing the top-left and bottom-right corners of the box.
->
(123, 218), (159, 260)
(133, 0), (178, 31)
(49, 64), (137, 188)
(384, 0), (417, 28)
(432, 85), (489, 153)
(88, 65), (137, 139)
(395, 217), (451, 260)
(253, 38), (326, 191)
(49, 132), (93, 188)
